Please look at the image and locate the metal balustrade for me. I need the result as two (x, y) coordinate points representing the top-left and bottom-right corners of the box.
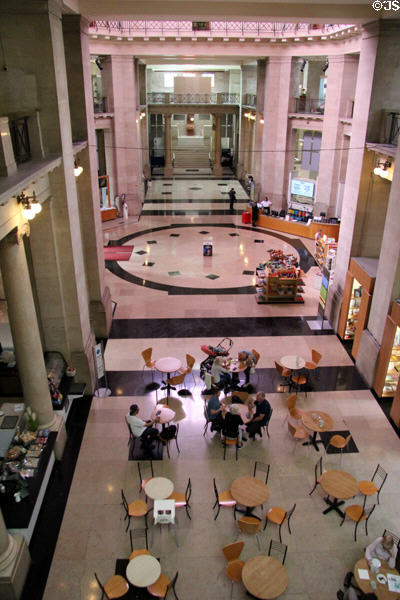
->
(146, 92), (240, 105)
(293, 98), (325, 115)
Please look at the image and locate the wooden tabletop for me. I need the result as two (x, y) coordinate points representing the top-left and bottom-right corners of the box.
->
(280, 355), (305, 370)
(319, 470), (358, 499)
(151, 406), (175, 424)
(154, 356), (182, 373)
(126, 554), (161, 587)
(224, 359), (246, 373)
(231, 476), (269, 507)
(302, 411), (334, 433)
(144, 477), (174, 500)
(242, 555), (288, 599)
(354, 558), (400, 600)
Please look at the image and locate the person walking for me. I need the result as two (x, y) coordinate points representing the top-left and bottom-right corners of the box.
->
(228, 187), (236, 212)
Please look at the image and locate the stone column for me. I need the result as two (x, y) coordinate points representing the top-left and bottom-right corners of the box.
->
(315, 54), (358, 217)
(247, 118), (255, 174)
(164, 114), (173, 177)
(0, 506), (31, 600)
(326, 22), (380, 328)
(108, 55), (141, 214)
(261, 56), (292, 210)
(0, 226), (56, 428)
(0, 117), (17, 177)
(213, 114), (222, 177)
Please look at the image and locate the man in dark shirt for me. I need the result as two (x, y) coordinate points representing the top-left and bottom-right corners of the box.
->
(228, 188), (236, 212)
(246, 392), (271, 439)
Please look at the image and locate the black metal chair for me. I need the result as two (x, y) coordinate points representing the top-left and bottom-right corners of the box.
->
(212, 477), (236, 520)
(94, 572), (129, 600)
(340, 503), (376, 541)
(137, 461), (154, 496)
(169, 477), (192, 520)
(262, 407), (273, 438)
(309, 456), (323, 495)
(222, 435), (239, 460)
(372, 464), (388, 503)
(161, 423), (180, 459)
(263, 503), (296, 543)
(268, 539), (287, 565)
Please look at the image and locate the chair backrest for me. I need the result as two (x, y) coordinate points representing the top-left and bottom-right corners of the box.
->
(289, 406), (302, 420)
(224, 436), (239, 446)
(94, 572), (106, 597)
(251, 349), (260, 365)
(344, 434), (352, 447)
(314, 457), (323, 483)
(154, 499), (175, 524)
(167, 373), (185, 386)
(186, 354), (196, 369)
(286, 503), (296, 526)
(287, 394), (297, 410)
(288, 422), (297, 438)
(274, 361), (284, 376)
(268, 539), (288, 564)
(311, 349), (322, 365)
(130, 526), (149, 552)
(137, 461), (154, 485)
(121, 489), (129, 515)
(222, 541), (244, 562)
(142, 347), (153, 365)
(363, 504), (376, 523)
(168, 571), (179, 596)
(373, 464), (388, 489)
(238, 516), (261, 535)
(185, 478), (192, 504)
(226, 560), (244, 582)
(253, 461), (270, 484)
(383, 529), (400, 548)
(213, 478), (219, 504)
(265, 406), (273, 426)
(232, 390), (249, 403)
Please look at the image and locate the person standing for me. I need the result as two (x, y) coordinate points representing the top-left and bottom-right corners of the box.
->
(250, 199), (259, 227)
(228, 187), (236, 212)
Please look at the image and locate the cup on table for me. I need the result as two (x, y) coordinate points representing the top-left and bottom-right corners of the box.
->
(312, 413), (317, 421)
(371, 580), (377, 591)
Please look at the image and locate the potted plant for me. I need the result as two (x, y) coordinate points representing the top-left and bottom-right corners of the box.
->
(24, 406), (39, 432)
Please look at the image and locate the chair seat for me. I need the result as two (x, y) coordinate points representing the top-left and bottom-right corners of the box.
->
(142, 477), (153, 491)
(146, 360), (156, 368)
(128, 499), (149, 517)
(224, 438), (238, 446)
(345, 504), (366, 522)
(148, 573), (170, 597)
(226, 559), (245, 582)
(305, 361), (317, 370)
(104, 574), (129, 599)
(282, 367), (292, 377)
(168, 491), (186, 506)
(358, 480), (378, 496)
(219, 490), (236, 505)
(329, 435), (346, 449)
(291, 374), (307, 385)
(267, 506), (286, 525)
(293, 426), (308, 440)
(129, 548), (150, 560)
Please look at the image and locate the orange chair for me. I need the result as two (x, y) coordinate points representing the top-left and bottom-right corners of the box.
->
(129, 527), (150, 560)
(305, 349), (322, 371)
(222, 542), (245, 600)
(326, 433), (352, 464)
(94, 573), (129, 599)
(142, 347), (158, 385)
(282, 394), (303, 426)
(137, 461), (154, 495)
(178, 354), (196, 386)
(274, 361), (292, 391)
(263, 503), (296, 543)
(121, 489), (149, 532)
(213, 478), (236, 520)
(223, 436), (240, 460)
(288, 422), (308, 454)
(147, 571), (179, 599)
(340, 504), (376, 541)
(237, 516), (262, 550)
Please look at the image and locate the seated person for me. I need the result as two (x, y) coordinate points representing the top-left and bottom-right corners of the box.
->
(125, 404), (159, 446)
(232, 350), (255, 389)
(222, 405), (246, 445)
(210, 356), (231, 391)
(246, 391), (271, 439)
(365, 534), (397, 568)
(207, 390), (224, 432)
(261, 196), (272, 215)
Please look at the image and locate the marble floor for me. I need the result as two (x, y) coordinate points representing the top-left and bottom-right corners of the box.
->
(42, 180), (400, 600)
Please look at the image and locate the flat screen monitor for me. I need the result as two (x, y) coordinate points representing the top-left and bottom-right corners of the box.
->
(291, 179), (315, 199)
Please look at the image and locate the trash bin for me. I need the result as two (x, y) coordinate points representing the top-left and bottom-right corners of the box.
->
(203, 241), (213, 256)
(242, 211), (251, 224)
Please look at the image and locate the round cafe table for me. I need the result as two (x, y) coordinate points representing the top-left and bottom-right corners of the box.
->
(144, 476), (174, 500)
(225, 358), (247, 387)
(151, 406), (175, 430)
(301, 410), (333, 451)
(280, 355), (305, 370)
(354, 557), (399, 600)
(223, 402), (253, 424)
(242, 555), (288, 599)
(319, 470), (358, 518)
(126, 554), (161, 587)
(231, 476), (269, 517)
(155, 357), (182, 399)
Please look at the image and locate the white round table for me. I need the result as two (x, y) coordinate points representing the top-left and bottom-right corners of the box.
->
(155, 357), (182, 398)
(126, 554), (161, 587)
(144, 476), (174, 500)
(280, 354), (305, 370)
(151, 406), (175, 426)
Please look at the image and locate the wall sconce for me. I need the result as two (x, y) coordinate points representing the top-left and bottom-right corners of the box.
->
(74, 160), (83, 177)
(16, 191), (42, 220)
(139, 111), (146, 120)
(244, 112), (256, 121)
(259, 118), (264, 124)
(373, 160), (392, 180)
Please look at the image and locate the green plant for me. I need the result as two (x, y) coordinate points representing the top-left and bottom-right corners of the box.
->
(25, 406), (39, 432)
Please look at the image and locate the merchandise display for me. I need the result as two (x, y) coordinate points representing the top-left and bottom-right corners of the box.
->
(383, 326), (400, 397)
(315, 237), (337, 274)
(255, 249), (304, 304)
(344, 278), (362, 340)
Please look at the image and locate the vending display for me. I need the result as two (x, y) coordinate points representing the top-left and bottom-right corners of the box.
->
(344, 279), (362, 340)
(383, 326), (400, 397)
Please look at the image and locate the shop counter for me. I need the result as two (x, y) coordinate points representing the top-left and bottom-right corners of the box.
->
(101, 207), (118, 222)
(255, 214), (340, 241)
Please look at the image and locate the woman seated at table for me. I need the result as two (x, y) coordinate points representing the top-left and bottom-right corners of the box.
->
(365, 534), (397, 568)
(211, 356), (232, 392)
(222, 405), (246, 446)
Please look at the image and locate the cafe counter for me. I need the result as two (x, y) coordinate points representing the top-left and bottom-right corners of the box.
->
(255, 213), (340, 241)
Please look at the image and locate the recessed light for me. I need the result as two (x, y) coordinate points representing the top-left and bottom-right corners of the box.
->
(255, 38), (261, 42)
(176, 37), (181, 41)
(91, 35), (98, 39)
(307, 37), (313, 41)
(127, 37), (133, 41)
(294, 38), (300, 42)
(270, 39), (276, 43)
(144, 37), (149, 41)
(207, 37), (213, 41)
(321, 36), (327, 40)
(223, 37), (229, 42)
(239, 38), (245, 42)
(354, 27), (358, 31)
(159, 37), (165, 41)
(105, 36), (110, 40)
(191, 37), (197, 41)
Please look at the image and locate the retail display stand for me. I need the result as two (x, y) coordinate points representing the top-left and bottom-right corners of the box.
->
(255, 250), (304, 304)
(315, 237), (337, 273)
(337, 257), (378, 359)
(374, 300), (400, 425)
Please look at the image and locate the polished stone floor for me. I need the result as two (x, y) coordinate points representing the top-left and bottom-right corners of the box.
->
(42, 181), (400, 600)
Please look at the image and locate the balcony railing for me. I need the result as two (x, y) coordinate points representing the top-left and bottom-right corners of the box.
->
(147, 92), (240, 104)
(243, 94), (256, 108)
(90, 20), (352, 39)
(386, 112), (400, 145)
(293, 98), (325, 115)
(94, 97), (109, 113)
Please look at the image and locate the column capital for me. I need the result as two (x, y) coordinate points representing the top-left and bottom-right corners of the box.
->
(0, 224), (30, 247)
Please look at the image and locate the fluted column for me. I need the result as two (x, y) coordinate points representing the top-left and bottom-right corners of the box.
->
(213, 114), (222, 177)
(0, 226), (56, 428)
(164, 114), (173, 177)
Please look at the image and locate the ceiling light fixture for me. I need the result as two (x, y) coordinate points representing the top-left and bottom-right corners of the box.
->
(373, 159), (392, 180)
(74, 159), (83, 177)
(16, 191), (42, 220)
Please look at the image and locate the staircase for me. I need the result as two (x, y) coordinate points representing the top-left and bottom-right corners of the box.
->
(172, 136), (211, 171)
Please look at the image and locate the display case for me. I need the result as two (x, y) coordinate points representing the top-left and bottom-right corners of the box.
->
(315, 237), (337, 273)
(255, 250), (304, 304)
(337, 257), (378, 359)
(374, 301), (400, 418)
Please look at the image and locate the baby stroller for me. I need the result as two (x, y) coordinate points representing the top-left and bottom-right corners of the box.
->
(199, 337), (234, 381)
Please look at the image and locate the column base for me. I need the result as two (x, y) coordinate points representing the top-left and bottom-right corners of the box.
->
(164, 165), (173, 177)
(90, 285), (112, 338)
(0, 535), (31, 600)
